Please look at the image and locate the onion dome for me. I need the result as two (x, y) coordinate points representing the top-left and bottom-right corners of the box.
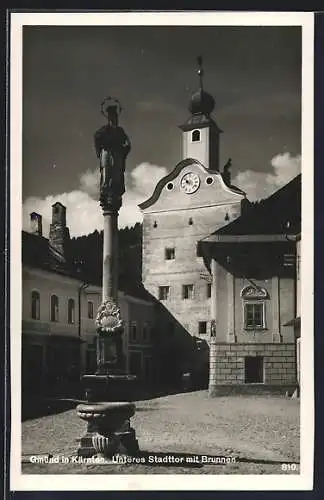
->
(189, 89), (215, 115)
(189, 55), (215, 116)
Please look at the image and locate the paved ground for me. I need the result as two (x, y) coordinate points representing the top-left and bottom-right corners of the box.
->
(21, 391), (300, 475)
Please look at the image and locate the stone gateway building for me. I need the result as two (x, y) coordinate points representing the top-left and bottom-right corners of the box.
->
(139, 61), (301, 394)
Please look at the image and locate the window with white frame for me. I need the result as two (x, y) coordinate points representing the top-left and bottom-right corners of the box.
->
(88, 300), (94, 319)
(68, 298), (75, 324)
(165, 247), (175, 260)
(50, 294), (59, 322)
(159, 286), (170, 300)
(198, 321), (207, 335)
(241, 285), (268, 330)
(182, 284), (194, 300)
(31, 290), (40, 320)
(244, 302), (264, 329)
(191, 129), (201, 142)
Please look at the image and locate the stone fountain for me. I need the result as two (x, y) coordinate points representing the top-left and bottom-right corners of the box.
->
(77, 97), (138, 458)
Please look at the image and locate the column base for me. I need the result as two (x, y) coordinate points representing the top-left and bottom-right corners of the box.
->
(77, 428), (139, 458)
(77, 402), (139, 458)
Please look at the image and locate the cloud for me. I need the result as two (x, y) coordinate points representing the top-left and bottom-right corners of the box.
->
(234, 152), (301, 201)
(23, 162), (168, 237)
(120, 162), (168, 229)
(23, 153), (300, 237)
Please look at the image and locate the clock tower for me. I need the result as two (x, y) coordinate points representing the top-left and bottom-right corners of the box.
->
(179, 56), (222, 172)
(139, 58), (247, 381)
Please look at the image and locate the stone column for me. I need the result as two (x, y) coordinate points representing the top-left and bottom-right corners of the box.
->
(77, 98), (139, 459)
(102, 207), (119, 302)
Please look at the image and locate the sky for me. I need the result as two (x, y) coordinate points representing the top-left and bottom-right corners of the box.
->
(22, 24), (302, 236)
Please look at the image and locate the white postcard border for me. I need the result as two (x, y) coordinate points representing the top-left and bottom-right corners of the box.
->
(9, 10), (314, 491)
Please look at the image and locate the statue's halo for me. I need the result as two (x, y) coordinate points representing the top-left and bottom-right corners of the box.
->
(100, 96), (122, 119)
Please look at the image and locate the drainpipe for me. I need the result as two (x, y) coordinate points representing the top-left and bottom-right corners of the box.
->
(78, 282), (89, 340)
(77, 282), (89, 380)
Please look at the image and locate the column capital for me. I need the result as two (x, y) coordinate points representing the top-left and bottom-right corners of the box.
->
(100, 195), (122, 215)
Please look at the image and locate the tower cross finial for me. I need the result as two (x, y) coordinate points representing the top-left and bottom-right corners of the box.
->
(197, 55), (204, 91)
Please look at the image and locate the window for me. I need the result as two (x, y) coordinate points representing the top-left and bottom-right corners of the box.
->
(159, 286), (170, 300)
(129, 322), (137, 341)
(245, 356), (264, 383)
(207, 283), (212, 299)
(88, 301), (94, 319)
(241, 285), (268, 330)
(198, 321), (207, 335)
(244, 302), (264, 329)
(68, 298), (75, 324)
(165, 247), (175, 260)
(182, 284), (194, 300)
(192, 129), (200, 142)
(50, 294), (59, 322)
(31, 291), (40, 320)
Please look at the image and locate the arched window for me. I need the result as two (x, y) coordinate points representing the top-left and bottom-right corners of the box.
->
(88, 301), (94, 319)
(50, 294), (59, 322)
(31, 290), (40, 320)
(241, 285), (269, 330)
(68, 298), (75, 324)
(191, 129), (200, 142)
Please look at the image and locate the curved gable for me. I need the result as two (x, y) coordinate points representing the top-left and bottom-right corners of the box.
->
(139, 158), (244, 211)
(139, 158), (207, 210)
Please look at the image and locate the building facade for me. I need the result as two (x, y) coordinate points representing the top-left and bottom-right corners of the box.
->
(200, 175), (300, 395)
(139, 62), (248, 380)
(22, 203), (156, 397)
(139, 61), (301, 394)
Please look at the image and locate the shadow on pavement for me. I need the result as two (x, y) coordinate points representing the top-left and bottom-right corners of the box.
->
(22, 385), (201, 421)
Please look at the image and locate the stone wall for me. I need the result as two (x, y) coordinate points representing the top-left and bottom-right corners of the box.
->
(208, 340), (297, 396)
(142, 203), (242, 339)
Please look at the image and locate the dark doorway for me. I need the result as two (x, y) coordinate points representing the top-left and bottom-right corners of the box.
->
(22, 343), (44, 395)
(244, 356), (264, 383)
(129, 351), (142, 378)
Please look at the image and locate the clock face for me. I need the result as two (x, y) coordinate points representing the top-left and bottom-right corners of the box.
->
(180, 172), (200, 194)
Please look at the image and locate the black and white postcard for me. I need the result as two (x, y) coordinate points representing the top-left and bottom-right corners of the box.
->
(9, 10), (314, 491)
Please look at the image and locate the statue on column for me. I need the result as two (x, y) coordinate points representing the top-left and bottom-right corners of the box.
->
(94, 97), (131, 206)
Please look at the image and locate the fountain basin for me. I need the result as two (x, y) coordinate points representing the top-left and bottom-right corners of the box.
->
(76, 401), (138, 458)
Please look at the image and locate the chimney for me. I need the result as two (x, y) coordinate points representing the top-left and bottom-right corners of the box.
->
(49, 202), (70, 262)
(30, 212), (42, 236)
